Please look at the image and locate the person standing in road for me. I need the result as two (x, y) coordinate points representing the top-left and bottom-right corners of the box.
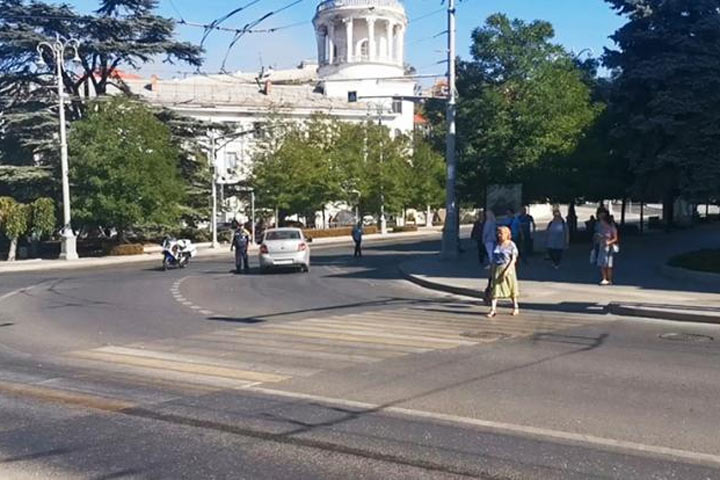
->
(482, 210), (497, 270)
(487, 226), (520, 317)
(594, 211), (619, 285)
(230, 226), (250, 274)
(518, 206), (536, 263)
(470, 212), (486, 265)
(546, 208), (569, 269)
(352, 222), (363, 258)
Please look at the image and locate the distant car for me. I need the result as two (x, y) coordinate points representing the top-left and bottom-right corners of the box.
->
(259, 227), (311, 273)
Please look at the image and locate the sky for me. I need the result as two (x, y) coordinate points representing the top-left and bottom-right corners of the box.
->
(68, 0), (626, 78)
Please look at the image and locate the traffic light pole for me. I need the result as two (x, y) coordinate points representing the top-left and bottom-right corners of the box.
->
(441, 0), (458, 259)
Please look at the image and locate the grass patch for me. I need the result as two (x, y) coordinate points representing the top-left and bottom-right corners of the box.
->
(668, 249), (720, 274)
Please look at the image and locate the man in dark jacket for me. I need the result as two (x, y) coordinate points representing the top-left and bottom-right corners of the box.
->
(231, 226), (250, 273)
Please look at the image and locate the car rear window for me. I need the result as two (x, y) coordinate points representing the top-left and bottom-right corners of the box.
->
(265, 231), (301, 241)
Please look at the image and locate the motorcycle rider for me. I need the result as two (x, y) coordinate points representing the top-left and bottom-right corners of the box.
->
(230, 225), (251, 274)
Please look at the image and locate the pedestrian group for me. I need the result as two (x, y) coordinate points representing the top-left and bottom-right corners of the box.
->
(472, 203), (620, 317)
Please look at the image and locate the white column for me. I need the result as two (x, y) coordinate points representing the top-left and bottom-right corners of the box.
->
(397, 24), (405, 66)
(385, 20), (393, 60)
(344, 17), (354, 62)
(328, 23), (335, 64)
(367, 17), (376, 61)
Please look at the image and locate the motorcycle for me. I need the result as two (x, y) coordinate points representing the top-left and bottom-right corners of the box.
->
(161, 238), (197, 270)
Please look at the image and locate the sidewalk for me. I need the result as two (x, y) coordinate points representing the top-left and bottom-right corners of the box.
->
(400, 224), (720, 324)
(0, 227), (446, 274)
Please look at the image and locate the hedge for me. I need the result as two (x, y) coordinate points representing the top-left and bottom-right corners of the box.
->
(108, 244), (145, 256)
(303, 226), (379, 239)
(392, 225), (418, 233)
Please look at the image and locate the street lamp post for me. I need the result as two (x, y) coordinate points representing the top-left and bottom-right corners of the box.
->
(37, 34), (81, 260)
(441, 0), (458, 260)
(207, 128), (259, 248)
(208, 134), (219, 248)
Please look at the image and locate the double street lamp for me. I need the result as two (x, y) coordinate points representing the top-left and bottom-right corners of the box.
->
(36, 34), (81, 260)
(207, 128), (258, 248)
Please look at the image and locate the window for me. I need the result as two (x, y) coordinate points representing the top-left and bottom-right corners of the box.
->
(225, 152), (238, 170)
(347, 91), (358, 103)
(265, 230), (301, 241)
(359, 40), (369, 60)
(392, 99), (403, 114)
(253, 122), (265, 139)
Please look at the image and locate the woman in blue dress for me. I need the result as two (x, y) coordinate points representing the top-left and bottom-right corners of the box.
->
(487, 226), (520, 317)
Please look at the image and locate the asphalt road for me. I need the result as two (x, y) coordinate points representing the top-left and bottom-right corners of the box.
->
(1, 235), (719, 479)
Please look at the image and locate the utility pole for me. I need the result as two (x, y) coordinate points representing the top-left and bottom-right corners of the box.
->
(209, 134), (218, 248)
(37, 35), (80, 260)
(441, 0), (458, 259)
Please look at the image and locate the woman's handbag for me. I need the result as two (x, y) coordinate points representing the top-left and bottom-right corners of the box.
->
(612, 244), (620, 254)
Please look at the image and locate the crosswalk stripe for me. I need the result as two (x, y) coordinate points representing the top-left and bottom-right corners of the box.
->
(217, 330), (431, 354)
(193, 331), (416, 356)
(71, 350), (289, 383)
(302, 317), (475, 340)
(95, 346), (320, 377)
(260, 323), (475, 347)
(150, 337), (389, 364)
(255, 327), (464, 349)
(276, 321), (476, 345)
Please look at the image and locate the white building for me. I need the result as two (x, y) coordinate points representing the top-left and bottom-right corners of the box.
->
(123, 0), (417, 225)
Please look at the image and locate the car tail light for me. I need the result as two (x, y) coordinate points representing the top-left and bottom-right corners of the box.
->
(298, 242), (307, 251)
(260, 244), (269, 254)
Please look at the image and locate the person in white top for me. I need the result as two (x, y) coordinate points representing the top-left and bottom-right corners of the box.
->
(482, 210), (497, 269)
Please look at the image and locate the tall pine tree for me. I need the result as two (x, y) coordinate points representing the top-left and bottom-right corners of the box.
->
(604, 0), (720, 219)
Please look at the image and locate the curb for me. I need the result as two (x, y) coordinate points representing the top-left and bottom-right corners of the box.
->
(398, 260), (485, 300)
(400, 261), (720, 325)
(607, 303), (720, 325)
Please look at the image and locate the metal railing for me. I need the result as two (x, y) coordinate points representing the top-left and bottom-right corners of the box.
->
(317, 0), (403, 13)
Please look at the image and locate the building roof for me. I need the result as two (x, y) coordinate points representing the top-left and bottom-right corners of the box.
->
(124, 75), (367, 111)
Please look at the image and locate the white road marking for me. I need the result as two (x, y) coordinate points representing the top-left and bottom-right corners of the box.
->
(247, 386), (720, 468)
(0, 284), (41, 303)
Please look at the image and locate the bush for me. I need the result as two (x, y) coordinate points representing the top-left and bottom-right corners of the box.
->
(108, 244), (145, 256)
(303, 226), (379, 239)
(178, 227), (211, 243)
(392, 225), (418, 233)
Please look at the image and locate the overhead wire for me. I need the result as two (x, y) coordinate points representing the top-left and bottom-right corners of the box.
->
(220, 0), (306, 72)
(199, 0), (263, 46)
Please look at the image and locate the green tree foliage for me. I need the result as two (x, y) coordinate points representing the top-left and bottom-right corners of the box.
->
(0, 196), (30, 260)
(603, 0), (720, 208)
(30, 197), (55, 238)
(69, 97), (184, 240)
(429, 14), (603, 205)
(250, 115), (414, 226)
(408, 136), (445, 209)
(0, 0), (202, 168)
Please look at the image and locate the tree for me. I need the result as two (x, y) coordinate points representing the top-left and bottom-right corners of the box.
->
(603, 0), (720, 221)
(430, 14), (603, 206)
(0, 0), (202, 173)
(408, 136), (445, 210)
(69, 97), (185, 241)
(0, 196), (29, 261)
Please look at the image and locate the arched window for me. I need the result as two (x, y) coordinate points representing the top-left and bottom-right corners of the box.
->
(357, 39), (369, 60)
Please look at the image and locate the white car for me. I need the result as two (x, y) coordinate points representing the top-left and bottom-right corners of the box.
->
(259, 228), (311, 273)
